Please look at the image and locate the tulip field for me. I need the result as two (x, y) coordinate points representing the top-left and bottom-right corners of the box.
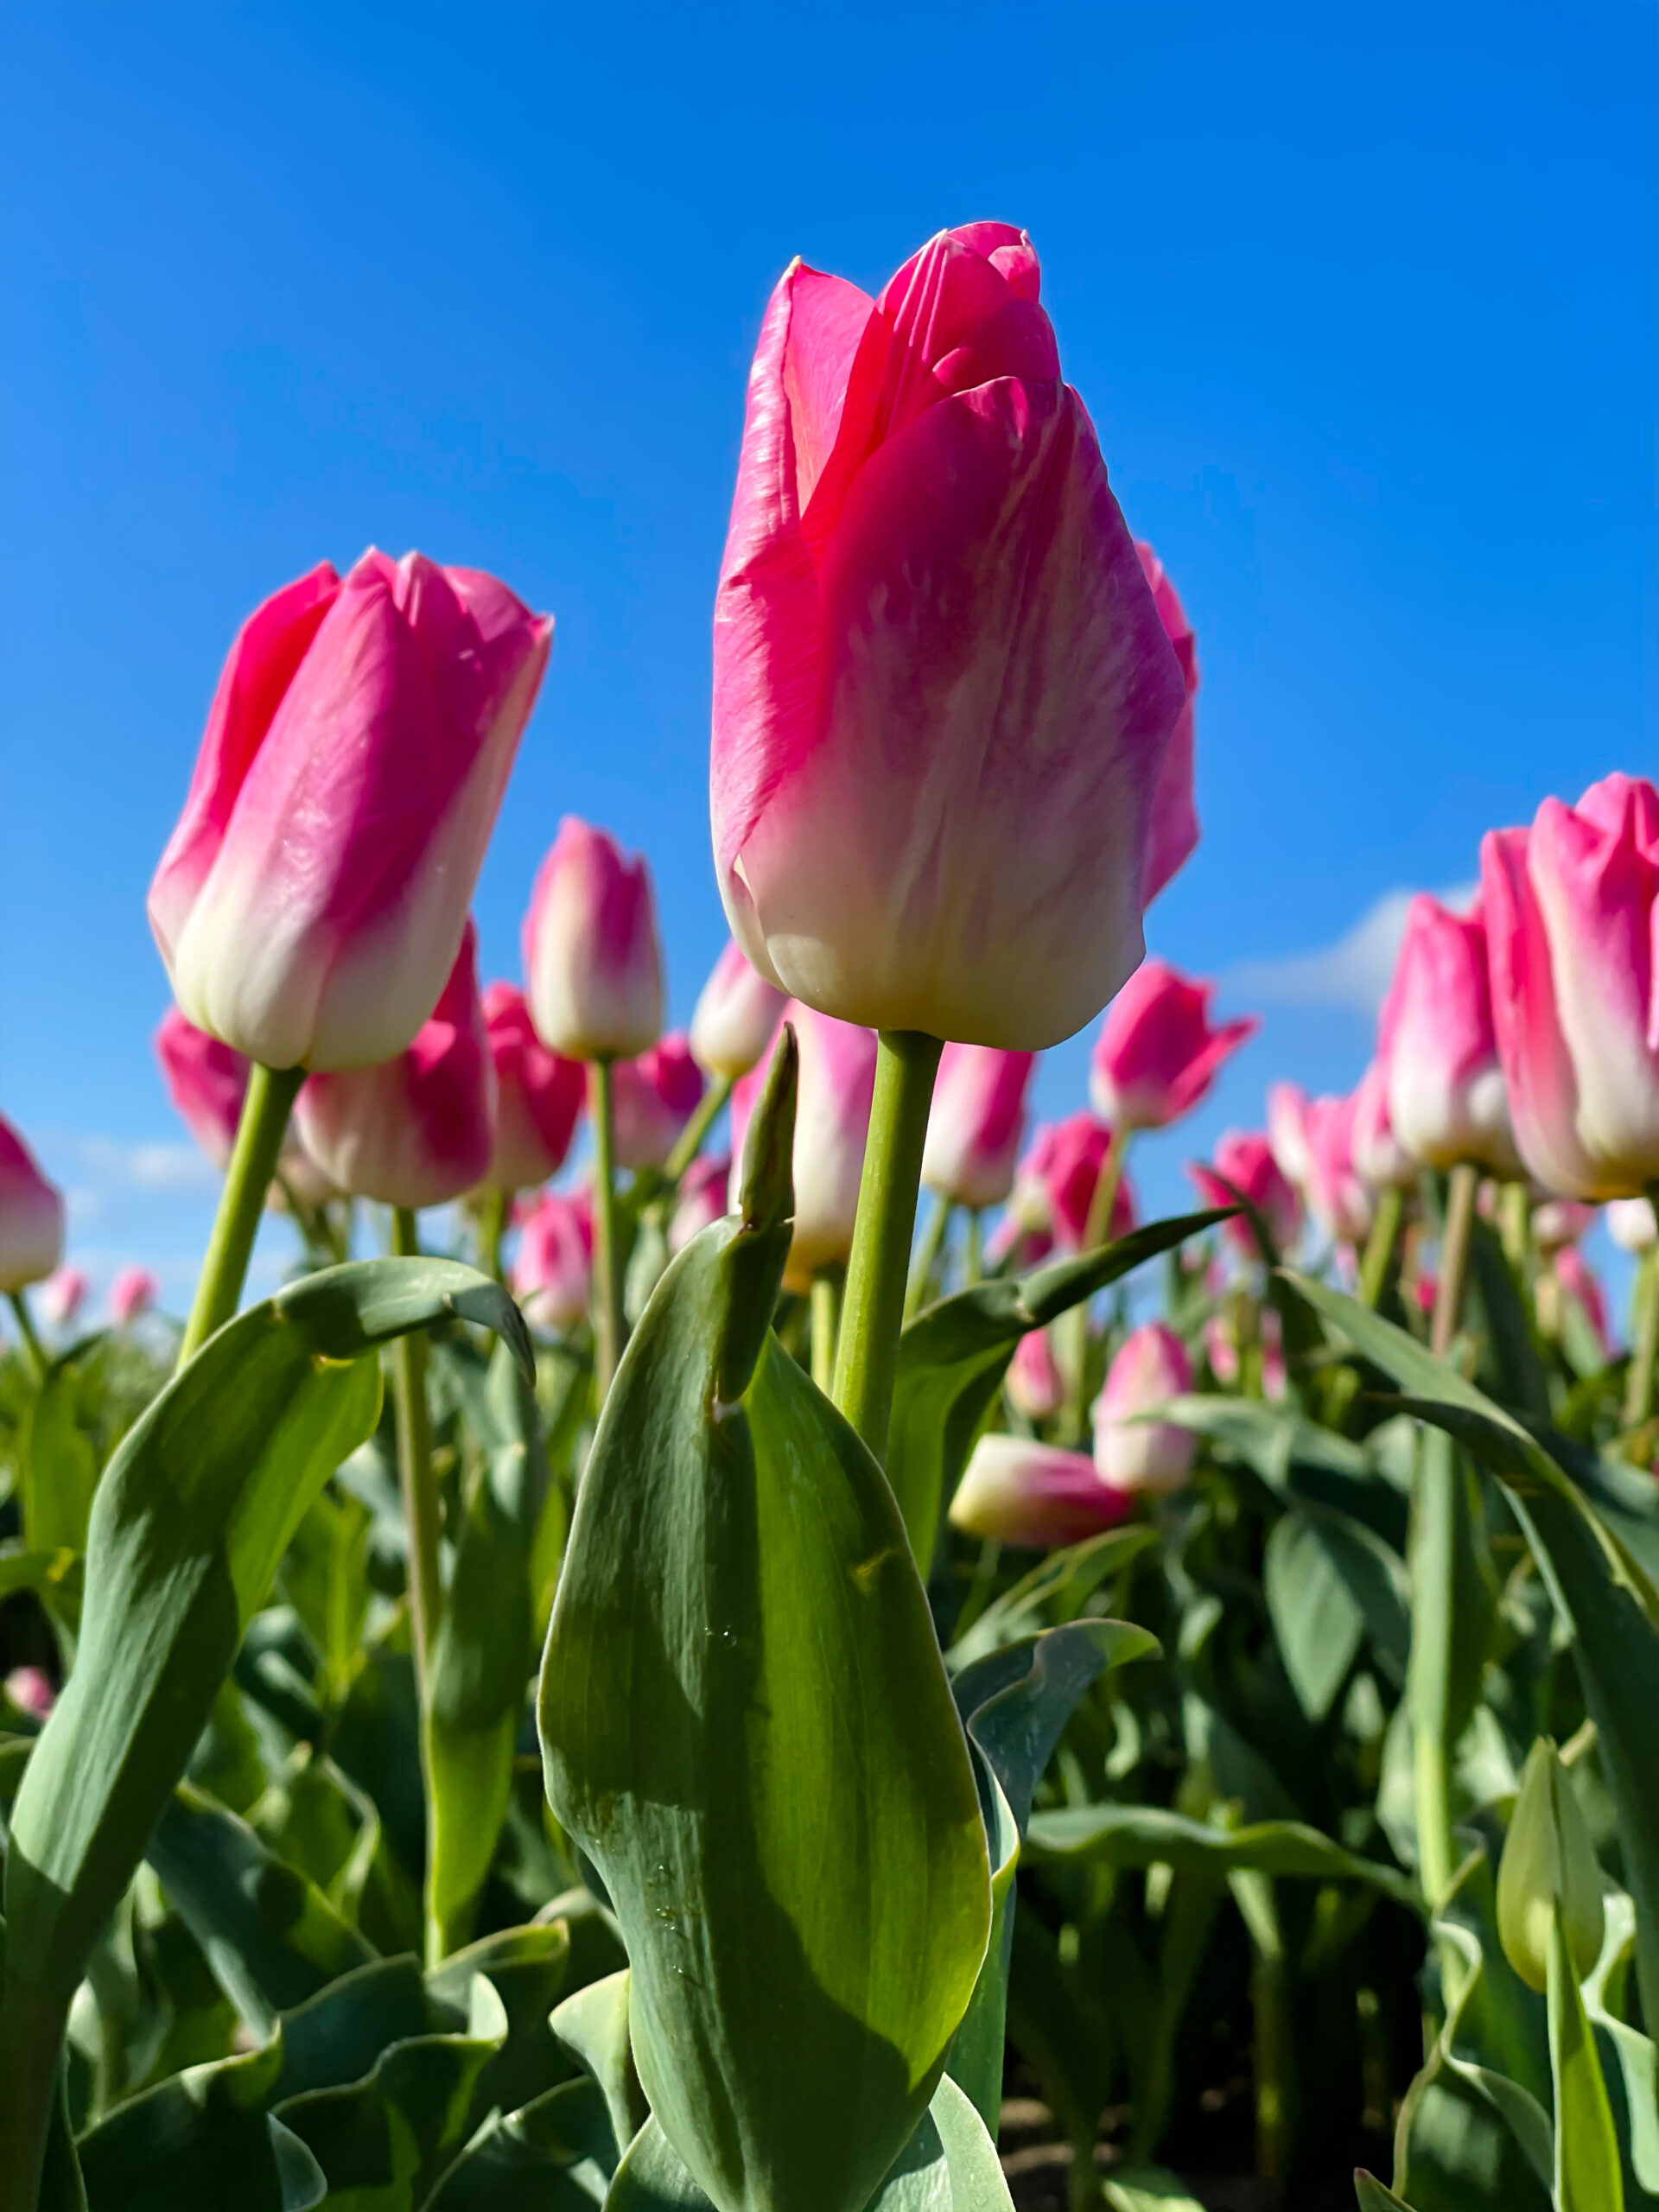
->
(3, 221), (1658, 2212)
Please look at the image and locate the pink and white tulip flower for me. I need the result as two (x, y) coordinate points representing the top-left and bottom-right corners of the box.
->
(156, 1005), (251, 1169)
(1350, 1057), (1417, 1194)
(1379, 893), (1518, 1175)
(1482, 773), (1659, 1200)
(524, 818), (664, 1064)
(730, 1007), (877, 1292)
(38, 1266), (90, 1331)
(1090, 960), (1256, 1133)
(480, 982), (584, 1193)
(1005, 1326), (1065, 1421)
(949, 1433), (1135, 1548)
(1303, 1091), (1374, 1247)
(711, 222), (1188, 1051)
(109, 1266), (160, 1325)
(5, 1667), (54, 1721)
(1006, 1113), (1137, 1257)
(296, 923), (496, 1210)
(610, 1034), (706, 1173)
(689, 942), (788, 1079)
(669, 1154), (732, 1255)
(1267, 1081), (1315, 1195)
(1136, 542), (1200, 907)
(1549, 1244), (1613, 1358)
(1608, 1197), (1656, 1252)
(921, 1044), (1035, 1211)
(1093, 1321), (1197, 1496)
(1187, 1130), (1301, 1257)
(1532, 1198), (1597, 1252)
(0, 1115), (65, 1294)
(514, 1187), (594, 1333)
(149, 552), (550, 1071)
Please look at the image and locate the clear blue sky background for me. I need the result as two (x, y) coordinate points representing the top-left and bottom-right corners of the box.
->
(2, 1), (1654, 1313)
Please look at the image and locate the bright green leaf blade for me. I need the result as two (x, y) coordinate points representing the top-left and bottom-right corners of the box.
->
(1027, 1802), (1419, 1910)
(551, 1970), (649, 2168)
(1265, 1510), (1368, 1719)
(1353, 2174), (1417, 2212)
(947, 1528), (1154, 1669)
(1549, 1906), (1626, 2212)
(19, 1368), (99, 1557)
(422, 2076), (616, 2209)
(426, 1920), (575, 2138)
(1584, 1895), (1659, 2202)
(1103, 2175), (1209, 2212)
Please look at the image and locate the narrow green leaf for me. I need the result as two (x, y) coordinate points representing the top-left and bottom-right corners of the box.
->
(1027, 1802), (1419, 1909)
(1549, 1905), (1625, 2212)
(1264, 1512), (1366, 1719)
(19, 1369), (98, 1557)
(427, 1919), (575, 2136)
(550, 1970), (649, 2168)
(1583, 1894), (1659, 2202)
(1353, 2173), (1416, 2212)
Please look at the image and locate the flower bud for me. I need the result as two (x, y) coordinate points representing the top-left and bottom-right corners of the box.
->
(1005, 1326), (1065, 1421)
(1093, 1322), (1195, 1496)
(1187, 1129), (1301, 1256)
(729, 1005), (875, 1293)
(1497, 1738), (1605, 1993)
(524, 817), (664, 1061)
(1090, 960), (1255, 1133)
(1608, 1196), (1656, 1251)
(921, 1044), (1034, 1211)
(950, 1433), (1135, 1548)
(1380, 893), (1519, 1176)
(39, 1266), (89, 1332)
(1135, 541), (1200, 908)
(1267, 1081), (1314, 1192)
(1007, 1113), (1136, 1255)
(109, 1267), (160, 1325)
(1303, 1091), (1375, 1247)
(480, 983), (584, 1194)
(156, 1006), (250, 1170)
(689, 941), (787, 1079)
(1350, 1058), (1416, 1194)
(0, 1115), (65, 1294)
(513, 1186), (594, 1333)
(610, 1034), (706, 1172)
(669, 1154), (732, 1255)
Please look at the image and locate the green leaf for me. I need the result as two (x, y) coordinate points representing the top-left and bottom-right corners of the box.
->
(1549, 1904), (1626, 2212)
(539, 1059), (990, 2212)
(0, 1541), (82, 1613)
(1102, 2177), (1209, 2212)
(1583, 1893), (1659, 2204)
(1286, 1268), (1659, 2041)
(1154, 1394), (1408, 1550)
(1353, 2175), (1417, 2212)
(946, 1527), (1154, 1669)
(422, 2075), (616, 2209)
(887, 1210), (1231, 1572)
(550, 1970), (649, 2167)
(426, 1919), (576, 2135)
(77, 2036), (290, 2212)
(1265, 1507), (1409, 1720)
(1026, 1802), (1419, 1910)
(18, 1367), (99, 1560)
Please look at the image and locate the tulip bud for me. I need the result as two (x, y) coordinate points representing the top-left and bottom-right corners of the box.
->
(1532, 1198), (1596, 1253)
(156, 1006), (250, 1170)
(1090, 960), (1256, 1134)
(668, 1154), (732, 1255)
(1497, 1738), (1605, 1994)
(1008, 1113), (1136, 1256)
(729, 1004), (875, 1293)
(1135, 541), (1200, 908)
(480, 982), (584, 1193)
(513, 1187), (594, 1332)
(1483, 774), (1659, 1200)
(711, 224), (1188, 1052)
(0, 1115), (65, 1294)
(1303, 1091), (1375, 1247)
(1187, 1129), (1301, 1257)
(1350, 1058), (1416, 1194)
(689, 941), (787, 1079)
(1608, 1197), (1656, 1251)
(4, 1667), (54, 1721)
(38, 1266), (89, 1332)
(149, 552), (550, 1071)
(524, 817), (664, 1062)
(108, 1266), (160, 1325)
(1379, 894), (1519, 1176)
(1005, 1325), (1065, 1421)
(610, 1034), (706, 1173)
(294, 923), (496, 1210)
(921, 1044), (1035, 1211)
(1267, 1081), (1315, 1194)
(1093, 1322), (1196, 1496)
(950, 1433), (1135, 1548)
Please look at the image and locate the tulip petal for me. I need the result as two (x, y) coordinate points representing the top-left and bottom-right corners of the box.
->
(1483, 824), (1601, 1197)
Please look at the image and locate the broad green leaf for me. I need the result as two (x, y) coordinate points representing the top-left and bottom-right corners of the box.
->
(277, 1485), (372, 1704)
(1407, 1428), (1497, 1903)
(540, 1039), (990, 2212)
(1027, 1802), (1419, 1910)
(1154, 1394), (1408, 1550)
(0, 1541), (81, 1614)
(1287, 1268), (1659, 2039)
(20, 1366), (99, 1559)
(1264, 1512), (1365, 1719)
(423, 2075), (616, 2209)
(1583, 1894), (1659, 2204)
(887, 1210), (1231, 1572)
(946, 1527), (1154, 1669)
(551, 1970), (648, 2168)
(1354, 2175), (1417, 2212)
(1103, 2177), (1209, 2212)
(1549, 1904), (1624, 2212)
(427, 1919), (575, 2135)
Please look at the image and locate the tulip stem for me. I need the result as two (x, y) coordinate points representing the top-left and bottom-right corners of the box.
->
(589, 1058), (625, 1401)
(389, 1209), (442, 1692)
(1625, 1215), (1659, 1430)
(810, 1268), (842, 1394)
(1431, 1162), (1479, 1360)
(1064, 1131), (1133, 1443)
(1498, 1179), (1531, 1274)
(963, 1210), (983, 1287)
(480, 1188), (510, 1282)
(1358, 1184), (1404, 1310)
(664, 1072), (734, 1185)
(905, 1193), (950, 1320)
(833, 1030), (942, 1461)
(179, 1061), (305, 1365)
(1081, 1129), (1130, 1258)
(6, 1291), (46, 1381)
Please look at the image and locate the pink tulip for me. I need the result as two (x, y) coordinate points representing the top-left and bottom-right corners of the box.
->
(1608, 1198), (1656, 1252)
(1089, 959), (1256, 1133)
(1187, 1130), (1301, 1256)
(514, 1186), (594, 1332)
(710, 222), (1188, 1051)
(480, 982), (584, 1193)
(1303, 1091), (1374, 1247)
(1532, 1198), (1597, 1252)
(1093, 1321), (1196, 1496)
(4, 1667), (54, 1720)
(109, 1266), (160, 1325)
(1267, 1081), (1315, 1194)
(38, 1266), (90, 1331)
(1135, 542), (1199, 906)
(921, 1044), (1035, 1211)
(730, 1007), (877, 1291)
(1551, 1244), (1613, 1358)
(1007, 1113), (1137, 1255)
(1350, 1057), (1417, 1193)
(1204, 1313), (1241, 1387)
(669, 1154), (732, 1255)
(1378, 893), (1518, 1175)
(609, 1034), (707, 1173)
(1005, 1325), (1065, 1421)
(0, 1115), (64, 1294)
(1482, 773), (1659, 1200)
(156, 1004), (251, 1169)
(149, 552), (550, 1071)
(689, 941), (789, 1079)
(949, 1433), (1135, 1548)
(295, 922), (496, 1210)
(523, 817), (664, 1062)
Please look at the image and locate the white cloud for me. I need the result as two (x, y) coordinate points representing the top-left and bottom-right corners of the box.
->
(74, 1135), (219, 1192)
(1227, 882), (1478, 1017)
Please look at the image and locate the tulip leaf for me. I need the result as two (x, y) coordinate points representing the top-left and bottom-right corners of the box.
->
(1353, 2175), (1417, 2212)
(19, 1367), (99, 1558)
(539, 1033), (991, 2212)
(1286, 1268), (1659, 2041)
(1154, 1393), (1409, 1551)
(551, 1969), (649, 2165)
(1266, 1503), (1409, 1720)
(426, 1919), (580, 2137)
(1583, 1894), (1659, 2203)
(1026, 1802), (1419, 1909)
(422, 2075), (617, 2209)
(946, 1526), (1154, 1669)
(1548, 1904), (1626, 2212)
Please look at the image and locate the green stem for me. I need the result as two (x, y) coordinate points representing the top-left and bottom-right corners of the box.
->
(1358, 1183), (1404, 1310)
(904, 1192), (951, 1319)
(178, 1061), (305, 1364)
(1624, 1221), (1659, 1430)
(1230, 1871), (1294, 2187)
(7, 1290), (46, 1381)
(665, 1071), (734, 1184)
(1498, 1179), (1531, 1274)
(480, 1187), (510, 1283)
(963, 1209), (982, 1286)
(1063, 1132), (1132, 1445)
(1431, 1161), (1479, 1360)
(831, 1030), (942, 1461)
(589, 1058), (625, 1402)
(810, 1268), (842, 1394)
(390, 1211), (442, 1695)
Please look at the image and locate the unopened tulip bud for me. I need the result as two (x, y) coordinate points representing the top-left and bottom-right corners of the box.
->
(295, 923), (496, 1210)
(1304, 1092), (1375, 1248)
(689, 941), (787, 1079)
(1006, 1325), (1065, 1421)
(729, 1005), (875, 1293)
(4, 1666), (54, 1720)
(1547, 1246), (1613, 1358)
(922, 1044), (1035, 1211)
(0, 1115), (65, 1294)
(524, 817), (664, 1062)
(109, 1266), (160, 1325)
(1608, 1197), (1656, 1251)
(481, 983), (584, 1194)
(1497, 1738), (1605, 1994)
(1380, 894), (1519, 1176)
(610, 1034), (706, 1172)
(156, 1006), (250, 1170)
(149, 553), (550, 1071)
(1093, 1322), (1195, 1496)
(39, 1266), (89, 1331)
(1267, 1082), (1315, 1194)
(1532, 1198), (1596, 1253)
(668, 1154), (731, 1255)
(1009, 1113), (1136, 1255)
(1187, 1129), (1301, 1256)
(1351, 1058), (1416, 1194)
(950, 1433), (1135, 1548)
(1090, 960), (1256, 1134)
(513, 1187), (594, 1332)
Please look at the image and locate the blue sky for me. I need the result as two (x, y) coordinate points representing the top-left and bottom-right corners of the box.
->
(2, 1), (1654, 1313)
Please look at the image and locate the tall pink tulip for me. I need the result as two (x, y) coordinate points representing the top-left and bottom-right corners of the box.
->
(1007, 1113), (1137, 1256)
(0, 1116), (64, 1294)
(1090, 959), (1256, 1132)
(921, 1044), (1035, 1211)
(1379, 893), (1518, 1175)
(1303, 1091), (1374, 1246)
(480, 983), (584, 1193)
(1005, 1325), (1065, 1421)
(1482, 773), (1659, 1200)
(1350, 1057), (1416, 1193)
(295, 924), (496, 1210)
(729, 1007), (877, 1291)
(514, 1187), (594, 1332)
(1093, 1322), (1196, 1496)
(1267, 1081), (1315, 1194)
(1136, 542), (1199, 907)
(689, 941), (788, 1079)
(1550, 1243), (1613, 1359)
(950, 1433), (1135, 1548)
(710, 222), (1187, 1050)
(523, 817), (664, 1062)
(610, 1035), (706, 1172)
(39, 1266), (89, 1331)
(1187, 1130), (1301, 1256)
(149, 551), (550, 1071)
(109, 1266), (160, 1325)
